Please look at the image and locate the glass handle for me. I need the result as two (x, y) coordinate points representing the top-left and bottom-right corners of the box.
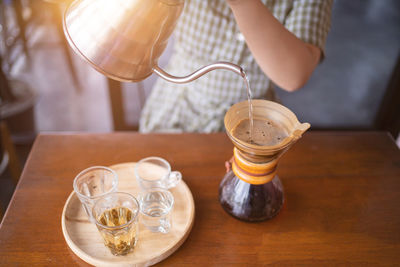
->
(165, 171), (182, 189)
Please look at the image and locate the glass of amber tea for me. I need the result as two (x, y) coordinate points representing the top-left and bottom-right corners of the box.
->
(92, 192), (140, 256)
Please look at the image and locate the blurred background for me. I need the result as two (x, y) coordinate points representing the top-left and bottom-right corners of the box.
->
(0, 0), (399, 216)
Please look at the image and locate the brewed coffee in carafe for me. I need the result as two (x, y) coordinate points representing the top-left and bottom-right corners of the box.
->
(220, 100), (310, 222)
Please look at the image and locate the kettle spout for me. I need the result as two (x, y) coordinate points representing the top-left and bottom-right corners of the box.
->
(153, 62), (245, 84)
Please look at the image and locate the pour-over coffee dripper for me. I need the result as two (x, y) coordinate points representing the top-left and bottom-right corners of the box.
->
(220, 100), (310, 222)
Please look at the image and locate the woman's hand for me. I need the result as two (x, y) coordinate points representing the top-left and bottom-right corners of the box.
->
(225, 157), (234, 173)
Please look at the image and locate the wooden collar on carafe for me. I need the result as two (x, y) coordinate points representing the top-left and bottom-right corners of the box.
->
(232, 147), (278, 185)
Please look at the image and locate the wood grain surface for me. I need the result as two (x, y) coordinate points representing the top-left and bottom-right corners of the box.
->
(62, 162), (195, 266)
(1, 132), (400, 266)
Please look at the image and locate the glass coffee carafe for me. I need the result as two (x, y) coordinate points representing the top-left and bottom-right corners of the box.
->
(220, 100), (310, 222)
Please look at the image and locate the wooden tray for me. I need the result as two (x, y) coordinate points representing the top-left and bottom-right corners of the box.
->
(61, 162), (195, 267)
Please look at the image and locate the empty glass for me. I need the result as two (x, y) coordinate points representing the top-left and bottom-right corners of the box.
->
(73, 166), (118, 220)
(139, 188), (174, 234)
(92, 192), (140, 256)
(134, 157), (181, 190)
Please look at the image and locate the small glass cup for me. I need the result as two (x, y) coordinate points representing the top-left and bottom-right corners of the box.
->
(135, 157), (181, 190)
(92, 192), (140, 256)
(139, 188), (174, 234)
(73, 166), (118, 220)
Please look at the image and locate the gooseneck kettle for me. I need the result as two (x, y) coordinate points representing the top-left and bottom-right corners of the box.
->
(63, 0), (245, 83)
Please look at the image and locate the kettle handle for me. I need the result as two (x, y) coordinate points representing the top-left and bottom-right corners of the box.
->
(153, 62), (245, 84)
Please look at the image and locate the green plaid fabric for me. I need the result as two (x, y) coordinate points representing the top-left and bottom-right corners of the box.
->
(140, 0), (333, 133)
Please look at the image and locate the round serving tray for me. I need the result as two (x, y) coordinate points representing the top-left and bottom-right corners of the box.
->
(61, 162), (195, 266)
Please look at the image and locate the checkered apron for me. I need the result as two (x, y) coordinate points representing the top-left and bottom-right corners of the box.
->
(140, 0), (333, 133)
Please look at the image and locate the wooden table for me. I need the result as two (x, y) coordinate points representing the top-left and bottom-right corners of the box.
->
(1, 132), (399, 266)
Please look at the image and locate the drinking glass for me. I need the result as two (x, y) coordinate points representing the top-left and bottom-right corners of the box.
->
(92, 192), (140, 256)
(73, 166), (118, 220)
(134, 157), (181, 190)
(139, 188), (174, 234)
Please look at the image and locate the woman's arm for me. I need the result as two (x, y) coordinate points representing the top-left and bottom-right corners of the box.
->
(227, 0), (322, 91)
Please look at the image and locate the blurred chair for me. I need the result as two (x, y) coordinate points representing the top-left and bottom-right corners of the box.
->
(0, 121), (21, 185)
(0, 0), (81, 91)
(0, 121), (21, 222)
(0, 55), (24, 182)
(107, 79), (146, 131)
(0, 0), (31, 70)
(43, 0), (81, 92)
(1, 54), (28, 221)
(374, 55), (400, 138)
(0, 55), (36, 143)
